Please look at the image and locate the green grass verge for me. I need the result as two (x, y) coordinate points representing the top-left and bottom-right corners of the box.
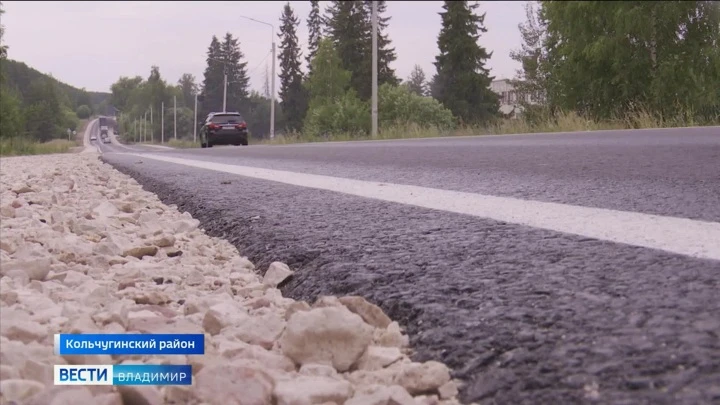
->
(0, 138), (80, 157)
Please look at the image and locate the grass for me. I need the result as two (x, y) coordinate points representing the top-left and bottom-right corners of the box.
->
(0, 119), (90, 157)
(259, 107), (719, 146)
(0, 138), (80, 157)
(118, 107), (718, 150)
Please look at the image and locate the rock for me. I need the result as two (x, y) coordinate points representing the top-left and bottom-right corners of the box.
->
(93, 393), (124, 405)
(280, 306), (373, 372)
(1, 256), (51, 281)
(118, 279), (136, 290)
(299, 363), (339, 378)
(284, 301), (311, 321)
(132, 290), (171, 305)
(185, 270), (204, 286)
(394, 361), (451, 395)
(12, 184), (34, 194)
(0, 289), (19, 305)
(313, 295), (343, 308)
(24, 387), (94, 405)
(356, 346), (404, 371)
(438, 381), (459, 399)
(274, 376), (354, 405)
(345, 385), (416, 405)
(153, 234), (176, 248)
(0, 379), (45, 402)
(0, 154), (461, 405)
(202, 302), (249, 335)
(118, 385), (164, 405)
(339, 296), (392, 328)
(0, 364), (20, 380)
(262, 261), (294, 287)
(92, 201), (119, 218)
(374, 322), (409, 348)
(229, 311), (286, 349)
(194, 364), (274, 405)
(166, 248), (183, 258)
(2, 321), (48, 344)
(123, 246), (158, 259)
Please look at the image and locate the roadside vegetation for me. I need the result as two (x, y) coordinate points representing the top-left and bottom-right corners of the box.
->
(4, 1), (718, 154)
(0, 2), (109, 156)
(111, 1), (717, 149)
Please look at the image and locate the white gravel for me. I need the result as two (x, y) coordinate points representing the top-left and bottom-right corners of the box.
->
(0, 153), (463, 405)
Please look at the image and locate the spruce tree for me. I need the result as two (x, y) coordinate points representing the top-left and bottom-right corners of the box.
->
(278, 2), (307, 131)
(306, 0), (323, 75)
(433, 1), (498, 124)
(363, 1), (399, 86)
(325, 1), (372, 100)
(201, 36), (225, 114)
(406, 64), (427, 96)
(221, 33), (250, 111)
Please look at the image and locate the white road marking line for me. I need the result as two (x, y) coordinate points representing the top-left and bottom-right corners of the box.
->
(122, 153), (720, 262)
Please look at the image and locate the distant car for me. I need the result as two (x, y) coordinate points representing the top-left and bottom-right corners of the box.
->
(199, 112), (248, 148)
(90, 135), (97, 141)
(102, 137), (111, 144)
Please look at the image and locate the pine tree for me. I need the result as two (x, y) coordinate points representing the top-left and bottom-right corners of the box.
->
(433, 1), (499, 124)
(306, 0), (323, 75)
(325, 1), (372, 100)
(406, 65), (427, 96)
(201, 36), (225, 114)
(221, 33), (250, 112)
(363, 1), (399, 86)
(278, 2), (307, 131)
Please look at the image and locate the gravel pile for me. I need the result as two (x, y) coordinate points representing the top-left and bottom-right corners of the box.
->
(0, 153), (463, 405)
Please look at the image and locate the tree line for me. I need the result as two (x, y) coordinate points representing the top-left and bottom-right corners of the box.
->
(112, 0), (718, 142)
(512, 1), (719, 124)
(0, 2), (109, 143)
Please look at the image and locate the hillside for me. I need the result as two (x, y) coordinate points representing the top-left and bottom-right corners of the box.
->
(2, 59), (111, 113)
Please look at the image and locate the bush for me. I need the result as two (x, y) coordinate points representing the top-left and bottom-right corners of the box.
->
(379, 84), (455, 129)
(76, 104), (92, 119)
(0, 88), (24, 139)
(304, 90), (369, 138)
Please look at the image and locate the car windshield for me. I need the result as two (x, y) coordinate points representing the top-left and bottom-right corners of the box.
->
(210, 114), (243, 124)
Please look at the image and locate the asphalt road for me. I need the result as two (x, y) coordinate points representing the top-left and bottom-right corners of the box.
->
(99, 127), (720, 404)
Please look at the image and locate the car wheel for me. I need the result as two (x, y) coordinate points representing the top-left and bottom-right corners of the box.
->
(201, 142), (207, 148)
(240, 135), (249, 146)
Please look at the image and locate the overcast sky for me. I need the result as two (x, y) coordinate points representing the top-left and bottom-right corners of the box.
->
(2, 1), (527, 94)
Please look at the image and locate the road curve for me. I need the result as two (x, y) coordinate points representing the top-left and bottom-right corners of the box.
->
(99, 127), (720, 404)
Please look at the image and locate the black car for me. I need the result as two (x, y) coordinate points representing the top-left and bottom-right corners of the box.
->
(199, 112), (248, 148)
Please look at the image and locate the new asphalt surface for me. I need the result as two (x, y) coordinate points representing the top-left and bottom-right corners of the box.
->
(98, 127), (720, 404)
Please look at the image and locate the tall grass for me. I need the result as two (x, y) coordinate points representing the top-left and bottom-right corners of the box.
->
(0, 119), (90, 157)
(0, 138), (80, 157)
(260, 106), (718, 146)
(125, 108), (717, 149)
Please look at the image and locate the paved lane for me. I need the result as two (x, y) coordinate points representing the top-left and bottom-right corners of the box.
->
(100, 128), (720, 404)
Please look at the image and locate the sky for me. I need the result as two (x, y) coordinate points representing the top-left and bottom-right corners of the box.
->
(1, 1), (528, 94)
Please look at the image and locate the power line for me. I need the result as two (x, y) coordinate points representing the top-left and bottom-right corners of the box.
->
(247, 50), (273, 79)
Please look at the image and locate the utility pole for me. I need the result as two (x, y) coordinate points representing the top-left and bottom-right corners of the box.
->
(173, 96), (178, 139)
(371, 0), (378, 139)
(193, 94), (198, 143)
(150, 105), (153, 143)
(238, 15), (276, 139)
(161, 102), (165, 144)
(144, 111), (148, 143)
(223, 70), (228, 113)
(270, 36), (276, 139)
(134, 120), (137, 143)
